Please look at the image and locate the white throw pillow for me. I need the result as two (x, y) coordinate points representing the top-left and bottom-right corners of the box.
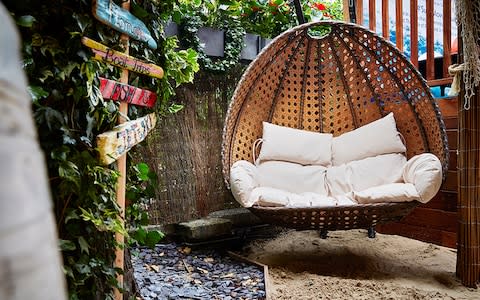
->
(331, 113), (406, 166)
(257, 160), (328, 195)
(230, 160), (259, 207)
(354, 183), (420, 204)
(326, 153), (407, 196)
(258, 122), (333, 166)
(249, 187), (338, 208)
(403, 153), (442, 203)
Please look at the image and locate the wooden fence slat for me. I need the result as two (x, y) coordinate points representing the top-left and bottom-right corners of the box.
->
(427, 77), (453, 87)
(442, 0), (452, 78)
(395, 0), (404, 51)
(377, 222), (457, 248)
(410, 0), (419, 67)
(441, 170), (458, 192)
(401, 207), (457, 232)
(382, 0), (389, 39)
(356, 0), (364, 25)
(423, 191), (457, 212)
(369, 0), (376, 31)
(426, 0), (435, 80)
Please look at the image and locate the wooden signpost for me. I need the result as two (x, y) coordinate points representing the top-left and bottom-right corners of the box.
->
(99, 77), (157, 108)
(81, 37), (164, 79)
(93, 0), (157, 49)
(96, 113), (156, 165)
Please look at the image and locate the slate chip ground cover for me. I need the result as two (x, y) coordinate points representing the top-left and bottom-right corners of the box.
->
(132, 243), (266, 299)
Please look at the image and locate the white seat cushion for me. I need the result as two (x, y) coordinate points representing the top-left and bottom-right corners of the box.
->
(353, 183), (420, 204)
(332, 113), (406, 166)
(258, 122), (332, 166)
(250, 187), (344, 207)
(326, 153), (406, 196)
(257, 160), (328, 195)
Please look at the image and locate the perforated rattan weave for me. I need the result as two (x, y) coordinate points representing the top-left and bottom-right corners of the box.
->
(222, 21), (449, 230)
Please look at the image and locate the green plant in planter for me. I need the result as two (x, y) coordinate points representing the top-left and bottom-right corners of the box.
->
(177, 0), (245, 73)
(229, 0), (344, 38)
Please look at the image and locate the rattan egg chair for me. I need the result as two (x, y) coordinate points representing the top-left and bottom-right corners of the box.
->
(222, 21), (448, 234)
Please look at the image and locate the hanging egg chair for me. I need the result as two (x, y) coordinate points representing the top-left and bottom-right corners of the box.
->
(222, 21), (448, 232)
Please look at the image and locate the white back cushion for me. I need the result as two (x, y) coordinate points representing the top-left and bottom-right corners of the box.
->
(326, 153), (407, 195)
(257, 161), (328, 195)
(258, 122), (332, 166)
(331, 113), (406, 166)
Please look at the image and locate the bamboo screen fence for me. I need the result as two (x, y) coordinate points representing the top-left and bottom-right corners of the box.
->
(455, 0), (480, 288)
(136, 69), (244, 224)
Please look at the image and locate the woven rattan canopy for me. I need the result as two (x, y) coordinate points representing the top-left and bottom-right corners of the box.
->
(221, 21), (449, 231)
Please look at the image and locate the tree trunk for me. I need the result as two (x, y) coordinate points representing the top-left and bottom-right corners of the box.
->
(0, 4), (67, 299)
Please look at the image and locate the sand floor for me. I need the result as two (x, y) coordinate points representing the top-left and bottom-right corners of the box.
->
(243, 230), (479, 300)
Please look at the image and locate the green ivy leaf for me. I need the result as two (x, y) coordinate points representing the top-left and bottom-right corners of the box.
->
(78, 237), (90, 254)
(137, 163), (150, 181)
(59, 239), (76, 251)
(131, 2), (149, 18)
(145, 230), (164, 248)
(132, 227), (147, 244)
(28, 85), (49, 102)
(16, 15), (35, 27)
(168, 103), (184, 114)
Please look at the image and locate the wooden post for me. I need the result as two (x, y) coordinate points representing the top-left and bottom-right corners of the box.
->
(343, 0), (350, 22)
(114, 1), (129, 298)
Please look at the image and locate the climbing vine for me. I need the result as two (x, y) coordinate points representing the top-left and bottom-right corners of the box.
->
(4, 0), (198, 298)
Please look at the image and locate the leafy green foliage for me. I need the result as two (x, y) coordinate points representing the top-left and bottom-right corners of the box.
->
(4, 0), (194, 298)
(228, 0), (344, 38)
(177, 0), (245, 73)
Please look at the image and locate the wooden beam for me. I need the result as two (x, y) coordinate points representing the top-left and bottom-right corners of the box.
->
(377, 222), (457, 248)
(115, 2), (130, 298)
(427, 77), (453, 87)
(343, 0), (350, 22)
(356, 0), (364, 25)
(442, 0), (452, 78)
(426, 0), (435, 80)
(369, 0), (376, 31)
(382, 0), (389, 39)
(410, 0), (419, 67)
(395, 0), (403, 51)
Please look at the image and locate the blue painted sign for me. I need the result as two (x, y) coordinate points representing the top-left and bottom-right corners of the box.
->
(93, 0), (157, 49)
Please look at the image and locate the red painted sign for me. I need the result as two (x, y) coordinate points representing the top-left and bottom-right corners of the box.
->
(99, 77), (157, 108)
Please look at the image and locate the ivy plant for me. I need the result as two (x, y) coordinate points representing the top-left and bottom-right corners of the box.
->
(4, 0), (199, 298)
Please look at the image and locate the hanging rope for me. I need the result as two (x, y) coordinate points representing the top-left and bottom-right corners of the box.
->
(455, 0), (480, 110)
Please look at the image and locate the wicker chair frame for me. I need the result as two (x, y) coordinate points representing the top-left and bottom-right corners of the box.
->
(222, 21), (449, 231)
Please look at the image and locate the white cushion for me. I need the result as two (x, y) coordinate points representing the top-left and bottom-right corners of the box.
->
(326, 153), (406, 196)
(403, 153), (442, 203)
(230, 160), (259, 207)
(249, 187), (339, 207)
(257, 160), (328, 195)
(354, 183), (420, 204)
(258, 122), (333, 166)
(331, 113), (406, 166)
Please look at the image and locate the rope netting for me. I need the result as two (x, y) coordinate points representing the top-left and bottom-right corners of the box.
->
(455, 0), (480, 109)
